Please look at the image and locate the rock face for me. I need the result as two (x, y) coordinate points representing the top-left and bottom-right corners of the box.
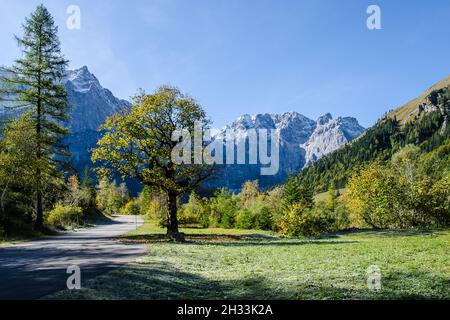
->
(65, 66), (130, 133)
(0, 66), (130, 173)
(208, 112), (365, 191)
(1, 66), (365, 192)
(300, 113), (365, 168)
(63, 67), (130, 172)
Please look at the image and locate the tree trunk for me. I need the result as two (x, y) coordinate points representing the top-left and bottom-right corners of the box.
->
(0, 181), (10, 236)
(34, 94), (43, 231)
(35, 181), (43, 230)
(35, 35), (43, 231)
(166, 191), (184, 241)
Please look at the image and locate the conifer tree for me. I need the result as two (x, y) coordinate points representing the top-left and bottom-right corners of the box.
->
(0, 5), (70, 230)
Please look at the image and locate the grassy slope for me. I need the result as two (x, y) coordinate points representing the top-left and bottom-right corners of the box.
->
(314, 188), (346, 204)
(48, 220), (450, 300)
(388, 75), (450, 124)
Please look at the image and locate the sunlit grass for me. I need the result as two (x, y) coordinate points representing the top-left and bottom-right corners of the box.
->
(48, 219), (450, 300)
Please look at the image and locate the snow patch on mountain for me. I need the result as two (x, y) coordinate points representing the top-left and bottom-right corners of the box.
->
(300, 114), (365, 168)
(209, 111), (365, 191)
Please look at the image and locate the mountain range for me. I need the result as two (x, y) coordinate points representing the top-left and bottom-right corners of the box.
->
(0, 66), (365, 192)
(209, 111), (364, 191)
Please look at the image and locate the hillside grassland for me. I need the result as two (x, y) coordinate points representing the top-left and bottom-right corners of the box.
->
(387, 75), (450, 124)
(48, 220), (450, 300)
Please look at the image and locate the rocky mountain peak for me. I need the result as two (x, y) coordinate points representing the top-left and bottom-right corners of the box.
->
(209, 111), (365, 191)
(65, 66), (101, 93)
(317, 113), (333, 125)
(300, 115), (365, 169)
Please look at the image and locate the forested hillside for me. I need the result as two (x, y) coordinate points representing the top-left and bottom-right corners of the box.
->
(297, 84), (449, 192)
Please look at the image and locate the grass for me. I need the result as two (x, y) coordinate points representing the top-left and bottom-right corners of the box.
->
(387, 75), (450, 125)
(47, 220), (450, 300)
(0, 235), (36, 247)
(0, 228), (52, 247)
(314, 188), (346, 204)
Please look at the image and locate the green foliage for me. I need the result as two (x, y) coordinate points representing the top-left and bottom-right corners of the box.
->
(178, 181), (279, 231)
(282, 176), (314, 209)
(297, 90), (449, 193)
(0, 113), (39, 233)
(347, 162), (402, 228)
(121, 200), (140, 216)
(210, 188), (238, 228)
(347, 144), (450, 229)
(0, 5), (70, 229)
(235, 209), (254, 229)
(95, 177), (129, 215)
(92, 86), (213, 236)
(64, 175), (93, 211)
(253, 206), (273, 230)
(279, 202), (349, 237)
(146, 193), (168, 227)
(138, 186), (154, 215)
(45, 204), (82, 229)
(137, 186), (169, 227)
(178, 192), (210, 226)
(326, 183), (337, 210)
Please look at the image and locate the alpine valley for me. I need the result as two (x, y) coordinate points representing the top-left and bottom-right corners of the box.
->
(1, 66), (366, 192)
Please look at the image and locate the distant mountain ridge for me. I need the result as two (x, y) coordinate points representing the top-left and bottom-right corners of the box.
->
(62, 66), (131, 174)
(65, 66), (130, 133)
(0, 66), (130, 176)
(1, 66), (366, 193)
(209, 111), (365, 191)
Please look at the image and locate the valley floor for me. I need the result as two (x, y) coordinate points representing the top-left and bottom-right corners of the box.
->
(48, 220), (450, 300)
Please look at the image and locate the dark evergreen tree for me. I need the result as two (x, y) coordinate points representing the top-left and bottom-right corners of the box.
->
(0, 5), (69, 230)
(282, 176), (314, 209)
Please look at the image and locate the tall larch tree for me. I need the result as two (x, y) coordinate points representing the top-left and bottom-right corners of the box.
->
(0, 5), (70, 230)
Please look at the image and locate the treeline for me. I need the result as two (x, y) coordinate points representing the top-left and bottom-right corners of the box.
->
(159, 141), (448, 235)
(0, 112), (98, 233)
(347, 143), (449, 229)
(128, 179), (347, 237)
(298, 87), (449, 193)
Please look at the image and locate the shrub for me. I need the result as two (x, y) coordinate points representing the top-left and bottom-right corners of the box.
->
(254, 206), (273, 230)
(266, 187), (284, 231)
(428, 174), (450, 226)
(121, 200), (140, 215)
(235, 209), (254, 229)
(46, 204), (83, 229)
(65, 175), (93, 211)
(96, 178), (124, 215)
(210, 188), (237, 228)
(147, 195), (168, 227)
(178, 193), (210, 226)
(296, 207), (335, 237)
(347, 149), (450, 229)
(347, 162), (403, 228)
(241, 195), (273, 230)
(279, 203), (345, 237)
(329, 203), (350, 230)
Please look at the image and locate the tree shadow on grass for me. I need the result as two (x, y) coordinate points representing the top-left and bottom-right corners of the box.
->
(321, 228), (444, 239)
(48, 261), (449, 300)
(119, 233), (359, 246)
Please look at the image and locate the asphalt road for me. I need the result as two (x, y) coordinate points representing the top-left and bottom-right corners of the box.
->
(0, 215), (147, 300)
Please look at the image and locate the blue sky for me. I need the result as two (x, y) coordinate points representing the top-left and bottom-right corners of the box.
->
(0, 0), (449, 128)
